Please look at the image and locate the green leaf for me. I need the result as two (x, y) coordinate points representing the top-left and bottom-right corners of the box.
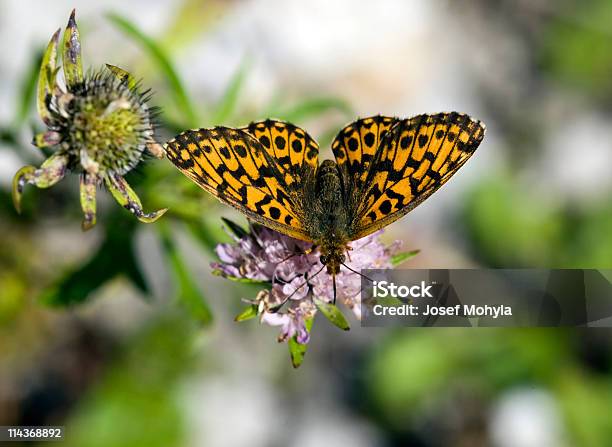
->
(234, 304), (258, 322)
(212, 59), (249, 124)
(41, 220), (148, 307)
(272, 97), (353, 123)
(107, 12), (199, 127)
(221, 217), (248, 239)
(14, 48), (43, 126)
(314, 297), (350, 331)
(288, 316), (314, 368)
(211, 272), (267, 285)
(185, 213), (239, 254)
(391, 249), (420, 266)
(158, 223), (213, 325)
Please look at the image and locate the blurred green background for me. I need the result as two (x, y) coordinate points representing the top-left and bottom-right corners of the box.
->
(1, 0), (612, 446)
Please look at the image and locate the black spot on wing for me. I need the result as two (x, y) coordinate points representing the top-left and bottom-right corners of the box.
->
(275, 135), (286, 149)
(260, 135), (271, 149)
(219, 146), (230, 159)
(400, 135), (412, 149)
(418, 134), (428, 148)
(269, 206), (281, 219)
(379, 199), (392, 215)
(234, 144), (247, 157)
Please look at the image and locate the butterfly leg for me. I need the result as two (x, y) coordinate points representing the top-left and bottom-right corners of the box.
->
(332, 274), (337, 305)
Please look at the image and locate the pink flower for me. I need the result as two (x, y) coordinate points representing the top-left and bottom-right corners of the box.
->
(212, 220), (401, 344)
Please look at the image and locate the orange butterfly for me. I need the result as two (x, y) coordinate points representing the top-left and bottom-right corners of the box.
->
(166, 113), (485, 295)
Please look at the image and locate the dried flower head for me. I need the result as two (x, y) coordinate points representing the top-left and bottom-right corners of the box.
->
(212, 219), (403, 346)
(12, 10), (167, 230)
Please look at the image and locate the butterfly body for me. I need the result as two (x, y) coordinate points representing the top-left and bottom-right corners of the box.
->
(302, 159), (351, 273)
(166, 113), (486, 281)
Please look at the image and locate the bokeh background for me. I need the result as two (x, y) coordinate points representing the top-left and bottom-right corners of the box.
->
(1, 0), (612, 446)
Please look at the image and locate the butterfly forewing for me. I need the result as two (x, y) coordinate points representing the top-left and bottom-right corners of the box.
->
(243, 120), (319, 189)
(342, 112), (485, 239)
(165, 125), (316, 241)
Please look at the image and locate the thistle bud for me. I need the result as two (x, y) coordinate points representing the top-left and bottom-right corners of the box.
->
(12, 10), (167, 230)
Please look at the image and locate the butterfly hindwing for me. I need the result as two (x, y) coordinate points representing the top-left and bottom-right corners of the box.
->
(165, 125), (315, 241)
(331, 115), (400, 192)
(340, 112), (485, 239)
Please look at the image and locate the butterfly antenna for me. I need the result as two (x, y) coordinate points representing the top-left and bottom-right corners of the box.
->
(272, 246), (316, 283)
(341, 262), (374, 282)
(277, 252), (298, 267)
(269, 264), (326, 312)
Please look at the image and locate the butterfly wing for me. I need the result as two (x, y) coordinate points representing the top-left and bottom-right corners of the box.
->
(241, 119), (320, 191)
(331, 115), (400, 192)
(165, 122), (320, 242)
(332, 113), (485, 240)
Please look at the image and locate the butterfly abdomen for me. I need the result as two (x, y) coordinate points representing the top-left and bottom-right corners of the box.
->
(305, 160), (350, 249)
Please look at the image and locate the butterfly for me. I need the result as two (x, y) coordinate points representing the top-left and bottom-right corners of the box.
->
(165, 113), (485, 296)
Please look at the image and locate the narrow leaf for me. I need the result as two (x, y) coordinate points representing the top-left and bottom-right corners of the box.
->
(221, 217), (248, 239)
(40, 221), (148, 307)
(187, 217), (229, 254)
(314, 297), (350, 331)
(15, 49), (43, 126)
(234, 305), (258, 322)
(211, 271), (268, 285)
(159, 223), (213, 325)
(391, 249), (420, 266)
(289, 316), (314, 368)
(212, 60), (249, 124)
(107, 12), (199, 127)
(273, 97), (353, 122)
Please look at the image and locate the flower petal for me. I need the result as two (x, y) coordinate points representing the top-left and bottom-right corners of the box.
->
(32, 130), (62, 148)
(62, 9), (83, 88)
(105, 63), (137, 89)
(79, 173), (97, 231)
(37, 28), (60, 125)
(105, 174), (167, 223)
(12, 153), (69, 213)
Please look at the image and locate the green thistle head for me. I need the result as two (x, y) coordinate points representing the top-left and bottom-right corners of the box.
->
(13, 10), (167, 230)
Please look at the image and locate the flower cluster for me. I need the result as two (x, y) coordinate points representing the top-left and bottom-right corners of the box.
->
(12, 10), (166, 230)
(212, 220), (401, 344)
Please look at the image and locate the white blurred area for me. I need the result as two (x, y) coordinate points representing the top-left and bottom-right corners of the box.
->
(490, 388), (568, 447)
(0, 1), (604, 446)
